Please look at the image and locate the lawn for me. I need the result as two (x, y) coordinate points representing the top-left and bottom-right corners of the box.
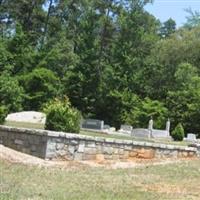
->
(3, 121), (190, 147)
(80, 130), (190, 146)
(1, 159), (200, 200)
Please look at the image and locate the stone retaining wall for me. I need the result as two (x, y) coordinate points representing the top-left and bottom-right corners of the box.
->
(0, 126), (198, 161)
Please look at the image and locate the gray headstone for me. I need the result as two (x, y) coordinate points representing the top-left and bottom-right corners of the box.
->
(120, 125), (133, 132)
(103, 125), (110, 130)
(187, 133), (196, 141)
(81, 119), (104, 130)
(151, 129), (170, 138)
(132, 129), (151, 138)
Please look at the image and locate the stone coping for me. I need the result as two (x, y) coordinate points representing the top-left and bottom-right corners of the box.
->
(0, 125), (197, 152)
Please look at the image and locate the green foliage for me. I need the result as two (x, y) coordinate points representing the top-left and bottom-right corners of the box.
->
(21, 68), (59, 110)
(159, 18), (176, 38)
(0, 73), (24, 112)
(1, 0), (200, 134)
(0, 41), (14, 73)
(166, 63), (200, 135)
(171, 123), (185, 141)
(174, 63), (198, 90)
(0, 106), (8, 124)
(139, 98), (168, 129)
(184, 8), (200, 29)
(123, 97), (168, 129)
(37, 38), (79, 77)
(44, 98), (82, 133)
(97, 90), (141, 129)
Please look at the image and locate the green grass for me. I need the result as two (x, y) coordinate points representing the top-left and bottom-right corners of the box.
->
(3, 121), (190, 146)
(80, 130), (190, 146)
(1, 159), (200, 200)
(4, 121), (45, 129)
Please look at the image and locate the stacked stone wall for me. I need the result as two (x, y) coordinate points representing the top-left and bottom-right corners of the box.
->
(0, 126), (198, 161)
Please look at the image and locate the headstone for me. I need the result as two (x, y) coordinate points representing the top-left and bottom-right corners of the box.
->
(151, 129), (170, 138)
(103, 125), (110, 130)
(118, 125), (133, 135)
(5, 111), (46, 129)
(148, 118), (153, 130)
(132, 129), (151, 138)
(186, 133), (197, 142)
(166, 118), (170, 132)
(120, 125), (133, 132)
(81, 119), (104, 130)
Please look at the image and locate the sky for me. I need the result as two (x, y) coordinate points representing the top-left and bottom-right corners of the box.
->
(145, 0), (200, 27)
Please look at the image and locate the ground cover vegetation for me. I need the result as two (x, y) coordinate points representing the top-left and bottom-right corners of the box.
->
(1, 159), (200, 200)
(1, 0), (200, 136)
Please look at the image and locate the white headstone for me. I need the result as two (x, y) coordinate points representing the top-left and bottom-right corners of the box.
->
(148, 118), (153, 130)
(186, 133), (197, 141)
(166, 119), (170, 132)
(5, 111), (46, 124)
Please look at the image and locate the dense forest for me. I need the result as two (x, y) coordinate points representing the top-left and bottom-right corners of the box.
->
(1, 0), (200, 135)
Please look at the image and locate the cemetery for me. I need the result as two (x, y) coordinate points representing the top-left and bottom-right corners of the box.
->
(1, 114), (200, 199)
(0, 120), (199, 161)
(1, 1), (200, 198)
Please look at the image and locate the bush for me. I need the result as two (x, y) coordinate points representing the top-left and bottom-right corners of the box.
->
(0, 106), (8, 124)
(171, 123), (184, 141)
(44, 98), (81, 133)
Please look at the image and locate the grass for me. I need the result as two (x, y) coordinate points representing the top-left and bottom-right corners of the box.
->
(1, 159), (200, 200)
(4, 121), (190, 146)
(4, 121), (44, 130)
(80, 130), (190, 146)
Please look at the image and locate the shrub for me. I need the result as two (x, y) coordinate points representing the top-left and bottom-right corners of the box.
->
(0, 106), (8, 124)
(171, 123), (184, 141)
(44, 98), (81, 133)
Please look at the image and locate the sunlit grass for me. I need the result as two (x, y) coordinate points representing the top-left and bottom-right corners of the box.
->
(1, 159), (200, 200)
(4, 121), (190, 146)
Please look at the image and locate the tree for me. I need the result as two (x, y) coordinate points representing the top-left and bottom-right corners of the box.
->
(149, 27), (200, 98)
(0, 73), (24, 112)
(184, 8), (200, 29)
(0, 40), (14, 73)
(37, 37), (79, 78)
(159, 18), (176, 38)
(20, 68), (59, 110)
(7, 24), (37, 75)
(166, 63), (200, 134)
(4, 0), (46, 44)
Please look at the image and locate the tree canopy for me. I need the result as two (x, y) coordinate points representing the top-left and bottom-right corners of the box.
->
(0, 0), (200, 136)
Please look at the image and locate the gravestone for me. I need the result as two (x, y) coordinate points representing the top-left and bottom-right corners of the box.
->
(148, 118), (153, 130)
(103, 125), (110, 130)
(132, 129), (151, 138)
(186, 133), (197, 142)
(166, 118), (170, 133)
(118, 125), (133, 135)
(120, 125), (133, 132)
(147, 118), (171, 138)
(5, 111), (46, 129)
(81, 119), (104, 130)
(151, 129), (170, 138)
